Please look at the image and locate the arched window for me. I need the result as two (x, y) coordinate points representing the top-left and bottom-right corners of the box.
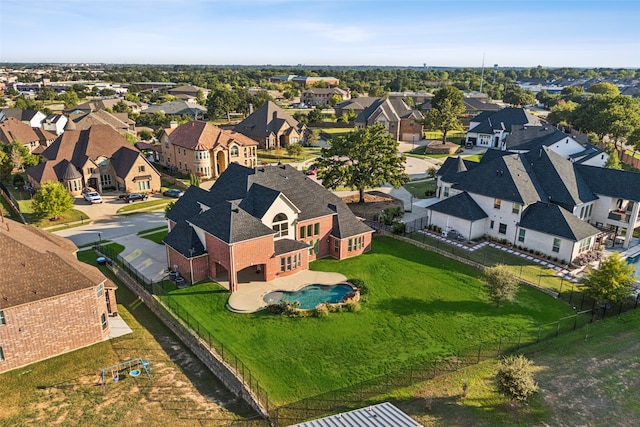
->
(272, 213), (288, 238)
(230, 145), (239, 156)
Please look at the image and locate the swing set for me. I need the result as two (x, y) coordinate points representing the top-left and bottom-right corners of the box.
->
(97, 358), (151, 394)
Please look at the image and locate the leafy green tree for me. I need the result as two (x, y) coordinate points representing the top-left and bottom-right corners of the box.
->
(482, 264), (518, 307)
(196, 89), (206, 106)
(251, 90), (273, 110)
(561, 85), (584, 96)
(0, 150), (12, 182)
(496, 354), (538, 404)
(581, 252), (636, 305)
(124, 93), (140, 102)
(628, 128), (640, 156)
(36, 87), (57, 101)
(604, 152), (622, 169)
(587, 82), (620, 96)
(121, 132), (137, 144)
(329, 94), (343, 107)
(547, 100), (578, 126)
(423, 86), (465, 143)
(293, 111), (309, 125)
(502, 85), (536, 107)
(113, 100), (132, 113)
(58, 90), (79, 108)
(535, 90), (557, 109)
(316, 123), (408, 203)
(306, 129), (319, 146)
(286, 143), (303, 158)
(32, 181), (74, 220)
(307, 107), (324, 124)
(206, 87), (239, 121)
(138, 129), (153, 141)
(99, 88), (116, 97)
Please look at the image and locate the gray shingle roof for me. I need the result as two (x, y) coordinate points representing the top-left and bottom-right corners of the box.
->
(428, 192), (488, 221)
(274, 239), (310, 256)
(162, 221), (206, 258)
(520, 202), (600, 242)
(468, 107), (539, 134)
(142, 100), (206, 116)
(576, 164), (640, 202)
(233, 101), (305, 139)
(187, 201), (275, 244)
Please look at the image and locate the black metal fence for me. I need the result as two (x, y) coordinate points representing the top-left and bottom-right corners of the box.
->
(0, 182), (26, 223)
(95, 238), (640, 426)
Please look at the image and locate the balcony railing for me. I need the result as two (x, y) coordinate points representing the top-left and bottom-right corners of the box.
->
(608, 210), (631, 223)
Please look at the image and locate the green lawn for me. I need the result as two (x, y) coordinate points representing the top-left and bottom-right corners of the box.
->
(158, 236), (575, 405)
(116, 199), (171, 214)
(403, 180), (436, 199)
(140, 229), (168, 244)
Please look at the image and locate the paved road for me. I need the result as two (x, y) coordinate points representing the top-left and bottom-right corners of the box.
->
(54, 211), (166, 247)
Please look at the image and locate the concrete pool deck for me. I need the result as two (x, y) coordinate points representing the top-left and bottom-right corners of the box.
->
(225, 270), (347, 313)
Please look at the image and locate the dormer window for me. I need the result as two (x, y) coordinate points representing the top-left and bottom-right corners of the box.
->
(230, 145), (239, 156)
(272, 213), (288, 238)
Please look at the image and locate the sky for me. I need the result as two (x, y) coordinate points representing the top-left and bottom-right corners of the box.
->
(1, 0), (639, 68)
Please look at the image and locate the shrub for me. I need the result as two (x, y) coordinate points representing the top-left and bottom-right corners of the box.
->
(392, 221), (406, 234)
(349, 278), (369, 295)
(496, 354), (538, 404)
(313, 304), (330, 318)
(345, 301), (361, 312)
(12, 173), (25, 187)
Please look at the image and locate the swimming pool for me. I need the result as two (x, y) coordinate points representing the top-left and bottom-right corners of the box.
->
(263, 283), (355, 310)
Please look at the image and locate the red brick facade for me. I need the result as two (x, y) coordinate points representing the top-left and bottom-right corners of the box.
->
(0, 288), (110, 373)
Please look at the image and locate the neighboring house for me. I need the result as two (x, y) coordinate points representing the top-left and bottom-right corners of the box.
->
(67, 110), (136, 134)
(0, 108), (46, 127)
(428, 147), (640, 263)
(301, 87), (350, 106)
(167, 85), (209, 101)
(338, 97), (423, 142)
(141, 100), (207, 120)
(0, 218), (118, 374)
(388, 91), (433, 105)
(163, 163), (373, 291)
(65, 99), (145, 114)
(158, 121), (258, 179)
(42, 113), (68, 135)
(26, 124), (161, 195)
(503, 125), (609, 167)
(0, 117), (57, 154)
(234, 101), (308, 149)
(465, 107), (539, 149)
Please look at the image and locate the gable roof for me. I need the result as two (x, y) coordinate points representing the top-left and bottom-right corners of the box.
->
(428, 191), (488, 221)
(169, 120), (257, 151)
(0, 117), (56, 145)
(520, 202), (600, 242)
(576, 164), (640, 202)
(42, 124), (135, 164)
(354, 97), (424, 124)
(468, 107), (539, 134)
(233, 101), (305, 139)
(141, 100), (206, 116)
(187, 200), (275, 244)
(0, 218), (113, 310)
(68, 110), (134, 132)
(1, 108), (43, 122)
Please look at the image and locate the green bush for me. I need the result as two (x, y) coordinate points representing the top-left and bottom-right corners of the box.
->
(349, 278), (369, 295)
(313, 304), (330, 317)
(345, 301), (361, 312)
(392, 221), (406, 234)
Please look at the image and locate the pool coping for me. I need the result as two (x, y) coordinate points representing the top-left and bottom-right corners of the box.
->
(225, 270), (347, 313)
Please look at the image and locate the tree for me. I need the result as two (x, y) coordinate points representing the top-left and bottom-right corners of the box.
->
(36, 87), (57, 101)
(0, 150), (12, 182)
(587, 82), (620, 96)
(547, 100), (578, 126)
(423, 86), (465, 143)
(138, 129), (153, 141)
(58, 90), (79, 109)
(99, 88), (116, 97)
(482, 264), (518, 307)
(112, 100), (131, 113)
(581, 252), (636, 305)
(502, 85), (536, 107)
(286, 143), (303, 159)
(628, 127), (640, 156)
(31, 181), (74, 220)
(496, 354), (538, 405)
(316, 123), (408, 203)
(305, 129), (319, 146)
(604, 152), (622, 169)
(206, 87), (239, 121)
(329, 94), (343, 107)
(561, 85), (584, 96)
(307, 107), (324, 124)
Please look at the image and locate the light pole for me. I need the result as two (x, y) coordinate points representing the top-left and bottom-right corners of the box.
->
(98, 232), (102, 246)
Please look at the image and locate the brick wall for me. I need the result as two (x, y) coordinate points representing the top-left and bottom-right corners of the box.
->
(298, 215), (334, 261)
(0, 288), (110, 373)
(338, 232), (373, 259)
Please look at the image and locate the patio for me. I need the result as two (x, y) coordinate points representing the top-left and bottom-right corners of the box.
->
(224, 269), (347, 313)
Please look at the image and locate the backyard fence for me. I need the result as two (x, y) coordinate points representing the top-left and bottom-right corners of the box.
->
(0, 182), (26, 223)
(95, 236), (640, 426)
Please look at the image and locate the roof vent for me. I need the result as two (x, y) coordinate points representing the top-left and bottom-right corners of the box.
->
(232, 208), (239, 213)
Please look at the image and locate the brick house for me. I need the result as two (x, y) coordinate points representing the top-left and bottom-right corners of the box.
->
(234, 101), (308, 149)
(0, 117), (57, 154)
(0, 218), (117, 373)
(163, 163), (373, 291)
(336, 97), (423, 142)
(301, 88), (351, 106)
(158, 121), (258, 179)
(26, 124), (161, 195)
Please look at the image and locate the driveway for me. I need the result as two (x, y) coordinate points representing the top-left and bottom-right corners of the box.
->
(72, 192), (167, 222)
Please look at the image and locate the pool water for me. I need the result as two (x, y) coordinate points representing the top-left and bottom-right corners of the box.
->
(263, 284), (354, 310)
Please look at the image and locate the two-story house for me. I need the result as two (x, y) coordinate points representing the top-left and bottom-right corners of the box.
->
(163, 163), (373, 291)
(0, 117), (57, 154)
(159, 121), (258, 179)
(26, 125), (160, 195)
(301, 88), (351, 106)
(428, 148), (640, 262)
(234, 101), (307, 150)
(465, 107), (539, 149)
